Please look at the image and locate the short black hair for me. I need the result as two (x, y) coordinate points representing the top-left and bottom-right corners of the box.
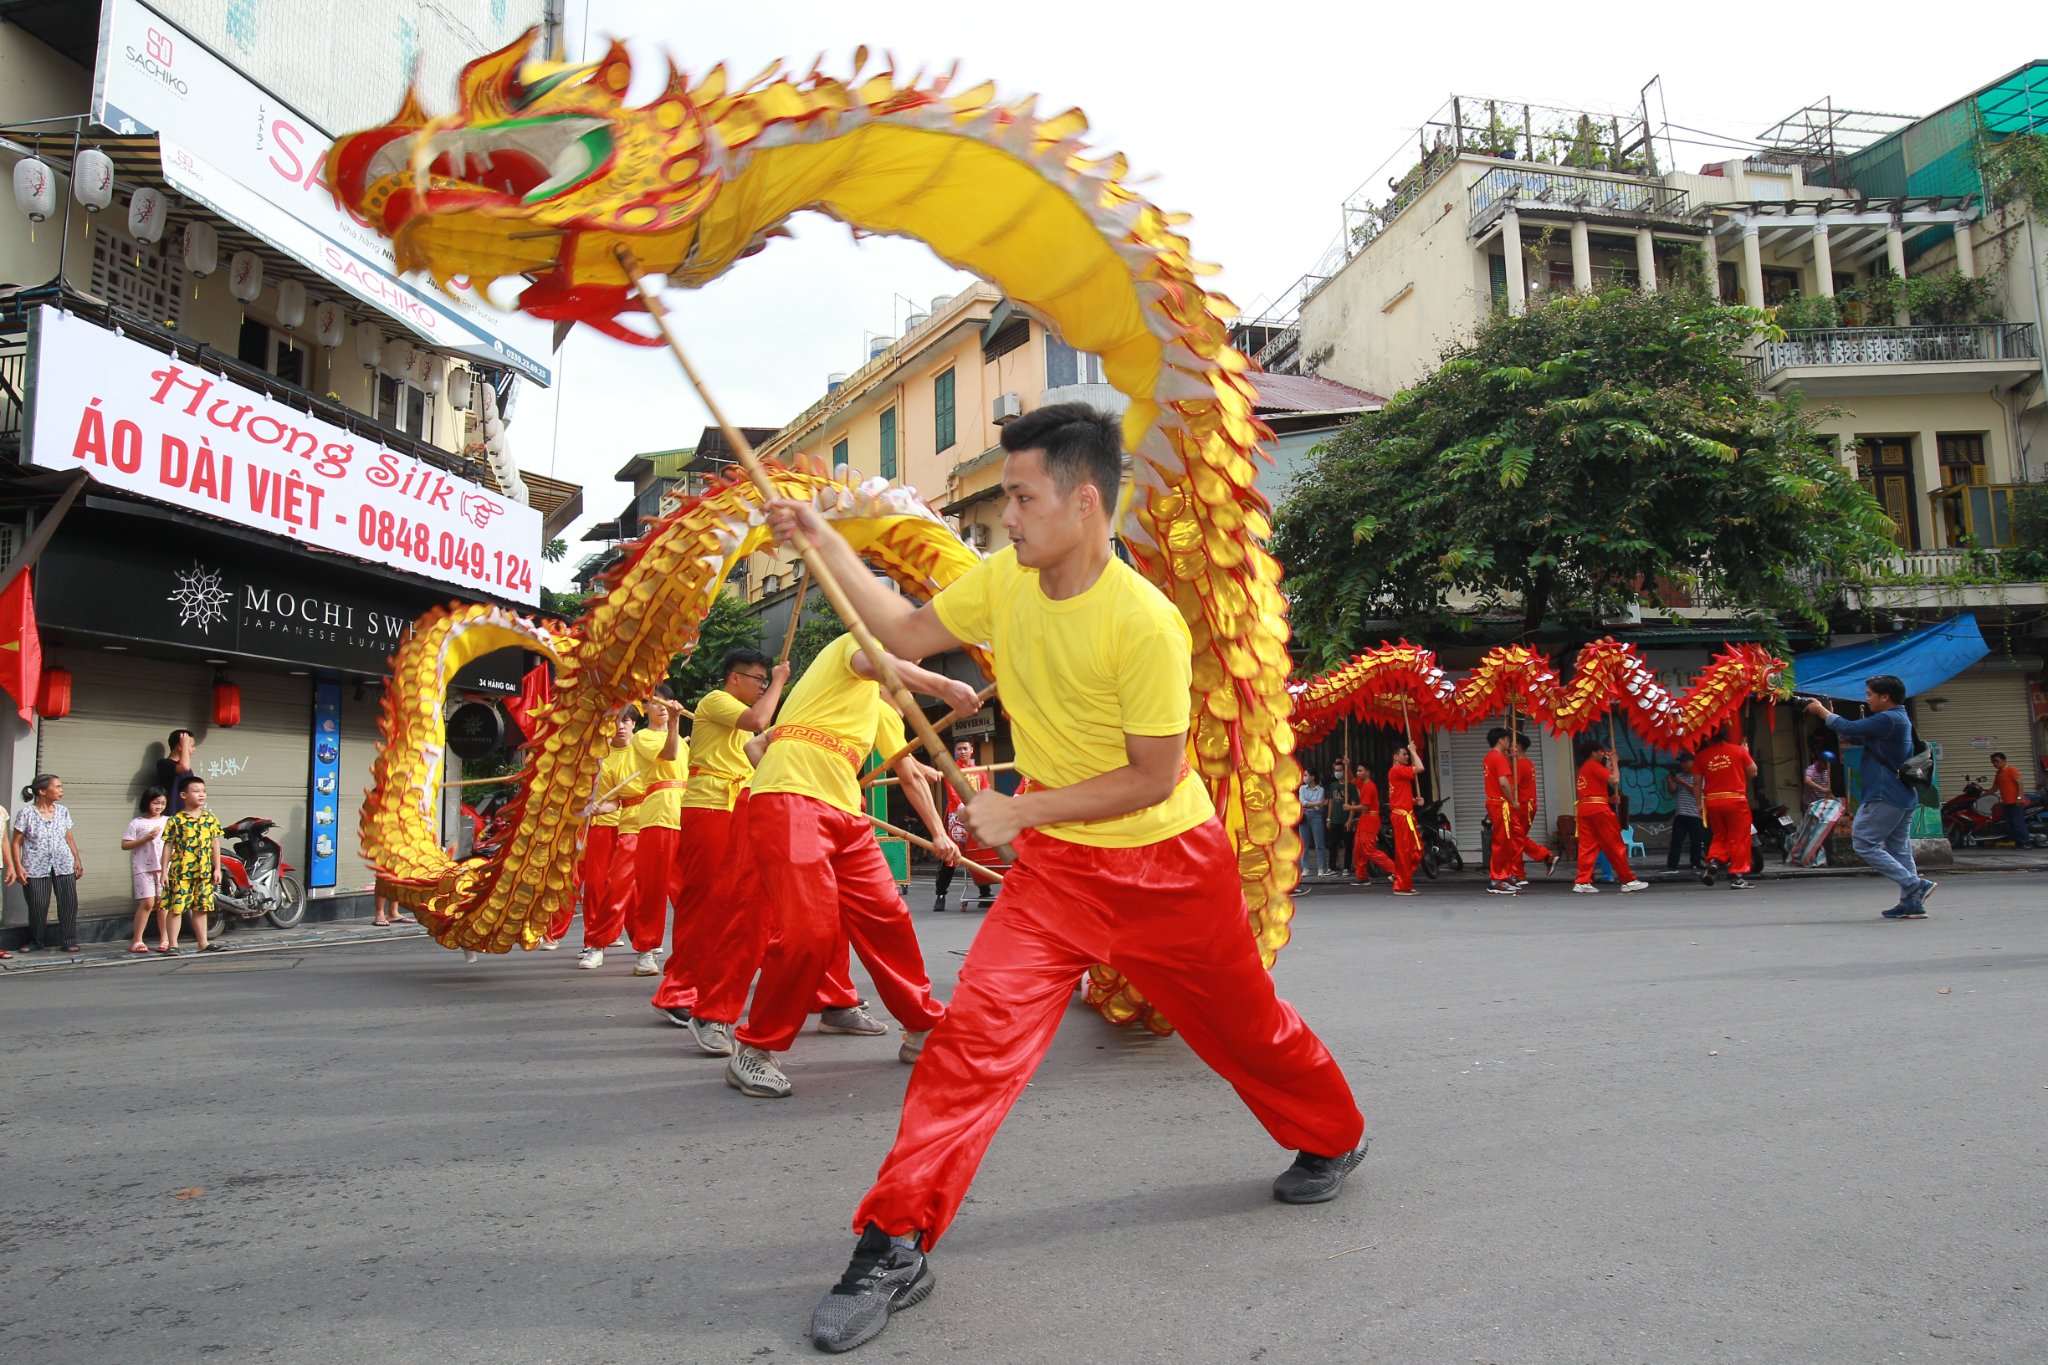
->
(1576, 736), (1607, 763)
(1867, 674), (1906, 704)
(999, 402), (1123, 508)
(168, 728), (195, 749)
(719, 648), (771, 681)
(139, 785), (169, 813)
(1991, 751), (2008, 762)
(1486, 727), (1509, 747)
(650, 683), (675, 701)
(1512, 733), (1531, 752)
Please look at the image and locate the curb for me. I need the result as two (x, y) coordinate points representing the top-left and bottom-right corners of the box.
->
(1, 923), (431, 976)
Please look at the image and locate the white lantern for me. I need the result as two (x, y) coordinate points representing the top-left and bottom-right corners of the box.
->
(446, 368), (472, 411)
(354, 323), (383, 370)
(275, 279), (306, 331)
(227, 250), (263, 304)
(382, 336), (415, 380)
(313, 301), (346, 349)
(416, 352), (445, 395)
(127, 186), (166, 244)
(180, 221), (218, 277)
(72, 148), (114, 212)
(14, 157), (55, 223)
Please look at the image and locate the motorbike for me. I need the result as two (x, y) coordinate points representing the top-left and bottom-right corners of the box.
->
(1751, 797), (1795, 862)
(211, 816), (306, 932)
(1373, 797), (1463, 878)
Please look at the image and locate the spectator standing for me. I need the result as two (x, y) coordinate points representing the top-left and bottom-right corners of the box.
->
(1326, 758), (1352, 879)
(155, 729), (201, 808)
(123, 787), (171, 954)
(1664, 753), (1707, 872)
(1297, 767), (1328, 879)
(0, 792), (16, 959)
(1989, 753), (2030, 848)
(13, 774), (85, 952)
(1804, 677), (1933, 919)
(1802, 752), (1836, 810)
(161, 778), (226, 953)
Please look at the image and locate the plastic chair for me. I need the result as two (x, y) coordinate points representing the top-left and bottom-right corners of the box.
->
(1622, 827), (1647, 861)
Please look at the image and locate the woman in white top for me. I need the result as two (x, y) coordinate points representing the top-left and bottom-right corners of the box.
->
(12, 773), (85, 953)
(123, 786), (172, 954)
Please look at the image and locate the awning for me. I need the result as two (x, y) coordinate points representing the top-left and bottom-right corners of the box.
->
(1790, 614), (1989, 700)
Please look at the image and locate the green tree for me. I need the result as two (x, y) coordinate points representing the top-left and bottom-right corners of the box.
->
(1273, 288), (1897, 662)
(667, 588), (768, 706)
(784, 596), (846, 681)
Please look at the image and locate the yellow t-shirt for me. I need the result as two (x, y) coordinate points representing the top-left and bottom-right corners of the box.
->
(632, 727), (691, 830)
(751, 634), (908, 816)
(681, 688), (755, 812)
(932, 547), (1211, 848)
(591, 743), (645, 833)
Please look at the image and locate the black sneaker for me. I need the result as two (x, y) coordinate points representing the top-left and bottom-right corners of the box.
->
(1271, 1144), (1369, 1205)
(1881, 905), (1927, 920)
(1699, 860), (1722, 887)
(1728, 876), (1753, 890)
(654, 1005), (692, 1028)
(810, 1223), (935, 1354)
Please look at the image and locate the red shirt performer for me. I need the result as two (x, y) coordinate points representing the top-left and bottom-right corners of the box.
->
(1695, 722), (1758, 888)
(1387, 740), (1425, 895)
(1348, 764), (1397, 885)
(1572, 737), (1648, 894)
(1482, 727), (1523, 894)
(1511, 733), (1556, 876)
(933, 739), (997, 911)
(767, 404), (1366, 1353)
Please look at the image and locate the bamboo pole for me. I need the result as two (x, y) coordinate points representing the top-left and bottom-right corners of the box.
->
(863, 682), (1000, 784)
(777, 567), (807, 663)
(617, 248), (1011, 855)
(871, 816), (1005, 885)
(867, 762), (1014, 789)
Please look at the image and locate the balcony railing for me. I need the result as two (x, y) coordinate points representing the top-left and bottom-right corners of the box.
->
(1748, 323), (2039, 382)
(1469, 167), (1690, 230)
(0, 344), (24, 453)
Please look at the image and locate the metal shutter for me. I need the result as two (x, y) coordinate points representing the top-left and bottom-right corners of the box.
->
(1914, 663), (2038, 793)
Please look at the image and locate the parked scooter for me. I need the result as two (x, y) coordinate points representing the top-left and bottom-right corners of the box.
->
(212, 816), (306, 931)
(1751, 797), (1795, 862)
(1941, 778), (1998, 848)
(1417, 797), (1464, 878)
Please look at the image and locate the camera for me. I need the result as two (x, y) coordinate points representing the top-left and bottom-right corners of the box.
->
(1787, 693), (1819, 710)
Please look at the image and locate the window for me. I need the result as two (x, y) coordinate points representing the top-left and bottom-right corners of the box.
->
(831, 437), (848, 470)
(1855, 438), (1917, 550)
(1044, 335), (1107, 388)
(879, 407), (897, 480)
(933, 369), (956, 453)
(1937, 433), (1986, 488)
(1935, 433), (1990, 547)
(376, 374), (433, 441)
(237, 318), (306, 388)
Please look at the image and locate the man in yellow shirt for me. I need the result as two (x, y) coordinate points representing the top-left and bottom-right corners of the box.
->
(724, 633), (973, 1101)
(575, 707), (645, 970)
(769, 404), (1365, 1354)
(626, 686), (688, 976)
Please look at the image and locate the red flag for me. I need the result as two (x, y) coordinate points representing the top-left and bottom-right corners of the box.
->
(503, 659), (554, 741)
(0, 569), (43, 723)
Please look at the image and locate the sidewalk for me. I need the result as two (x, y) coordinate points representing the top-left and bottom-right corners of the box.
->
(0, 915), (431, 976)
(1294, 841), (2048, 890)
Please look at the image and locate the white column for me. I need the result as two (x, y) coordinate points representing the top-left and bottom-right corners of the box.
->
(1635, 227), (1658, 293)
(1954, 220), (1976, 277)
(1741, 225), (1764, 309)
(1570, 218), (1592, 292)
(1702, 238), (1722, 300)
(1886, 225), (1909, 325)
(1811, 226), (1834, 296)
(1502, 207), (1526, 317)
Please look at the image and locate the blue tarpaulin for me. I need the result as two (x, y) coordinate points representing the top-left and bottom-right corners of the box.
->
(1790, 614), (1989, 700)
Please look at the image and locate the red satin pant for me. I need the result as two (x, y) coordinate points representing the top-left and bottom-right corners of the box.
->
(1353, 815), (1396, 880)
(624, 824), (682, 953)
(1705, 799), (1753, 875)
(1574, 804), (1633, 884)
(736, 795), (944, 1053)
(1510, 808), (1552, 864)
(652, 799), (858, 1019)
(854, 817), (1364, 1248)
(1486, 797), (1522, 882)
(1391, 808), (1421, 892)
(578, 826), (641, 949)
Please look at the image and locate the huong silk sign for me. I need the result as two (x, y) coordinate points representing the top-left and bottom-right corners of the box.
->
(28, 307), (541, 605)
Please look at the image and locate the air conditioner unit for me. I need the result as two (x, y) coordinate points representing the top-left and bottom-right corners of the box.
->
(992, 391), (1023, 424)
(963, 523), (990, 551)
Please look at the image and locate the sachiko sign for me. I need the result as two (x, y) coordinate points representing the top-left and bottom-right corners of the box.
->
(30, 308), (541, 604)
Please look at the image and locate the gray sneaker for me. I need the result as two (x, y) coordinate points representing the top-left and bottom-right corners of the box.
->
(898, 1029), (929, 1065)
(688, 1016), (736, 1057)
(1272, 1144), (1369, 1205)
(818, 1003), (889, 1036)
(810, 1223), (934, 1354)
(725, 1044), (792, 1098)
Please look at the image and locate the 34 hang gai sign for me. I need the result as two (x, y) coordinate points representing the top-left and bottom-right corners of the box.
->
(28, 307), (541, 605)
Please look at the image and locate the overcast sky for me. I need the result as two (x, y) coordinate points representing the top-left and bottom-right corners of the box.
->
(502, 0), (2021, 585)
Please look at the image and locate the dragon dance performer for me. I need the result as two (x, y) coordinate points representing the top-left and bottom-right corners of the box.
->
(624, 689), (689, 976)
(1346, 761), (1398, 887)
(575, 708), (647, 969)
(1511, 733), (1558, 881)
(931, 740), (997, 912)
(1387, 738), (1425, 896)
(1571, 738), (1648, 894)
(768, 405), (1366, 1355)
(1695, 722), (1758, 889)
(652, 650), (881, 1053)
(723, 634), (972, 1101)
(1482, 727), (1538, 894)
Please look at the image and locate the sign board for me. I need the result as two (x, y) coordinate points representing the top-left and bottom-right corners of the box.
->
(446, 701), (505, 761)
(29, 307), (541, 604)
(952, 710), (995, 739)
(91, 0), (552, 383)
(310, 680), (341, 886)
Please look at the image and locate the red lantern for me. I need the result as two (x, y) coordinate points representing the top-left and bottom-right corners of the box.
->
(213, 679), (242, 728)
(38, 666), (71, 719)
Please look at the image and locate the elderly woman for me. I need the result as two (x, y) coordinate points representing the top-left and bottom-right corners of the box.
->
(13, 773), (86, 953)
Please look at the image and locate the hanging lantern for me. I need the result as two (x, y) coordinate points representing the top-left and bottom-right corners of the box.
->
(313, 300), (346, 349)
(180, 220), (218, 276)
(354, 323), (383, 370)
(275, 279), (306, 331)
(446, 368), (472, 411)
(72, 148), (114, 212)
(382, 336), (415, 380)
(14, 157), (55, 223)
(37, 667), (72, 720)
(126, 186), (166, 244)
(228, 250), (263, 304)
(212, 677), (243, 728)
(409, 348), (440, 392)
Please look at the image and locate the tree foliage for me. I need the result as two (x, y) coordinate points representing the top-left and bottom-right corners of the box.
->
(668, 588), (767, 706)
(1272, 288), (1897, 663)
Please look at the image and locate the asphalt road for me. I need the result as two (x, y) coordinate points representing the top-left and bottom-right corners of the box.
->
(3, 872), (2044, 1365)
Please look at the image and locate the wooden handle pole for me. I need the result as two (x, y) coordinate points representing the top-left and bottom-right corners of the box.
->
(778, 568), (807, 663)
(862, 682), (1000, 785)
(617, 248), (1008, 853)
(871, 816), (1005, 885)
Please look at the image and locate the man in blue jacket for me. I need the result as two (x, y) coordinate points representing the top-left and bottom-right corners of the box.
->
(1803, 674), (1936, 919)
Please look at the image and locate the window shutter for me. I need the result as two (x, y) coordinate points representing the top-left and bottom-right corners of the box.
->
(879, 408), (897, 479)
(934, 370), (956, 453)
